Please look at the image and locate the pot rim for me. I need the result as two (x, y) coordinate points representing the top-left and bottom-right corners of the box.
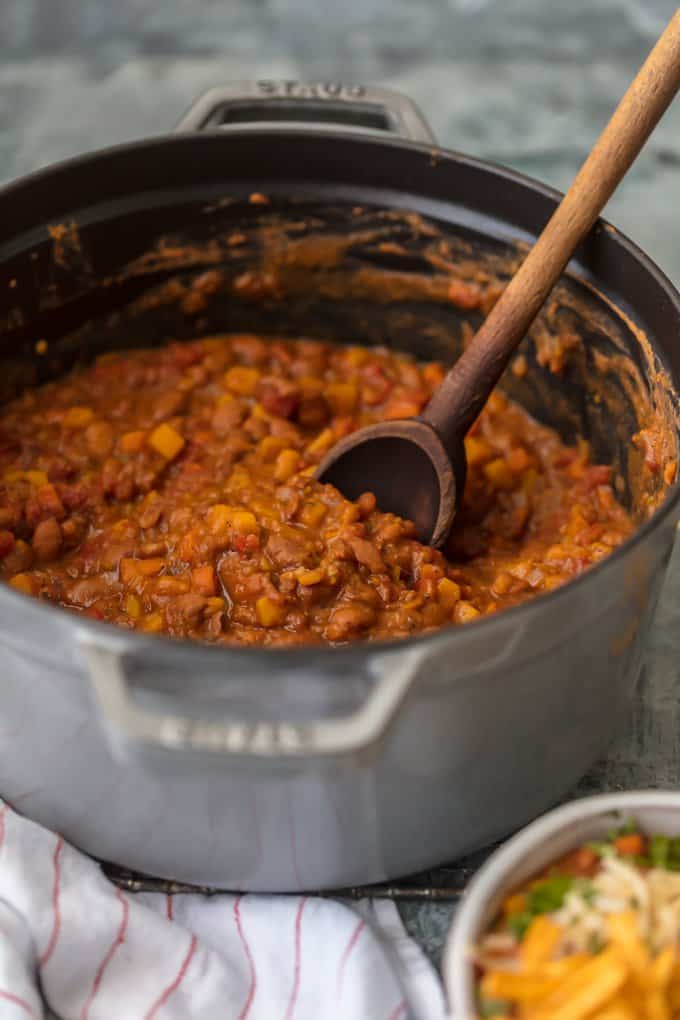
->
(442, 789), (680, 1017)
(1, 126), (679, 666)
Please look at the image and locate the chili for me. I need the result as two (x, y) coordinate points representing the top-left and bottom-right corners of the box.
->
(0, 334), (634, 645)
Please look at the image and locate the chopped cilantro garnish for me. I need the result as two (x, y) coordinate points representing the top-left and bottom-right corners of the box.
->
(668, 837), (680, 870)
(479, 997), (512, 1018)
(506, 875), (576, 939)
(606, 816), (637, 841)
(507, 910), (532, 940)
(587, 841), (614, 858)
(575, 878), (595, 904)
(650, 835), (669, 868)
(528, 875), (574, 913)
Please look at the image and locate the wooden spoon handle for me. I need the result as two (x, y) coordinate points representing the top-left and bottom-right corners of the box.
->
(424, 7), (680, 441)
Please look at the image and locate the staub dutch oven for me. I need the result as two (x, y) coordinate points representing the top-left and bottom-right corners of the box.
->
(0, 82), (679, 891)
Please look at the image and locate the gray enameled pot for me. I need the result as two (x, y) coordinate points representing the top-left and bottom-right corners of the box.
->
(0, 83), (679, 890)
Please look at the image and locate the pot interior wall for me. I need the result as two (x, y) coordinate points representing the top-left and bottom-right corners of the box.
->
(0, 195), (676, 517)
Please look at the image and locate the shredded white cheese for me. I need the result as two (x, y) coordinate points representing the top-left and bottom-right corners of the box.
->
(553, 855), (680, 955)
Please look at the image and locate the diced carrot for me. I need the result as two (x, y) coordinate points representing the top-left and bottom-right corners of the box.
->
(299, 501), (327, 527)
(503, 892), (527, 919)
(156, 577), (190, 596)
(614, 833), (645, 857)
(420, 563), (442, 580)
(464, 436), (493, 466)
(141, 612), (164, 633)
(24, 470), (50, 488)
(273, 449), (300, 482)
(258, 435), (287, 462)
(125, 594), (141, 619)
(9, 573), (37, 595)
(454, 601), (480, 623)
(4, 469), (50, 488)
(484, 458), (516, 491)
(206, 504), (232, 534)
(191, 565), (217, 596)
(297, 567), (325, 586)
(325, 382), (358, 416)
(255, 596), (284, 627)
(120, 431), (146, 454)
(437, 577), (461, 609)
(307, 428), (334, 457)
(148, 424), (185, 461)
(224, 366), (260, 396)
(119, 557), (165, 583)
(491, 571), (514, 596)
(230, 510), (258, 536)
(343, 346), (368, 368)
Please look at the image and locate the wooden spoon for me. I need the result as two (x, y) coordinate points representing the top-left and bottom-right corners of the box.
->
(316, 10), (680, 547)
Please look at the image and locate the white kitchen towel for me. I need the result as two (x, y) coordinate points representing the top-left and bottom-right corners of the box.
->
(0, 802), (448, 1020)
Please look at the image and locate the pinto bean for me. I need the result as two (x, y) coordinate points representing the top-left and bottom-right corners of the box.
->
(345, 535), (385, 575)
(85, 421), (114, 458)
(32, 517), (62, 561)
(257, 377), (300, 419)
(265, 532), (314, 569)
(67, 576), (110, 607)
(166, 593), (208, 627)
(325, 602), (377, 642)
(212, 401), (244, 435)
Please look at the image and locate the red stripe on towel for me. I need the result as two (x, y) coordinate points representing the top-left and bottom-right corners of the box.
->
(80, 888), (129, 1020)
(284, 897), (308, 1020)
(336, 919), (366, 999)
(0, 989), (37, 1017)
(39, 836), (64, 967)
(143, 932), (197, 1020)
(234, 895), (258, 1020)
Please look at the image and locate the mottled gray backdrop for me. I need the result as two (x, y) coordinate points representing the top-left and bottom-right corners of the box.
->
(1, 0), (680, 279)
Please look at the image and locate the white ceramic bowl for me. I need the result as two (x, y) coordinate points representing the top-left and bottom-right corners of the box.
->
(443, 790), (680, 1019)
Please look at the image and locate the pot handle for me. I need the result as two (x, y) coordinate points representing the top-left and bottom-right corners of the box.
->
(81, 638), (423, 761)
(175, 81), (437, 144)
